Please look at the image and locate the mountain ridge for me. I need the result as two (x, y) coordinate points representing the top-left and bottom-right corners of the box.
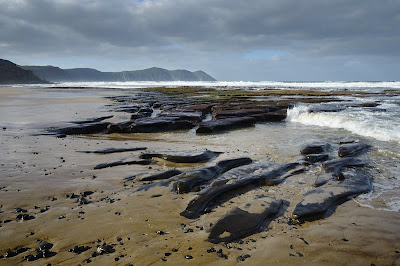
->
(22, 65), (216, 82)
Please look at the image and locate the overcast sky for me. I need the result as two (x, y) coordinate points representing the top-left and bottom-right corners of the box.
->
(1, 0), (399, 81)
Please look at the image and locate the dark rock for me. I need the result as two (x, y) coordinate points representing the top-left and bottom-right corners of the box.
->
(300, 143), (330, 155)
(113, 117), (196, 133)
(157, 230), (166, 235)
(196, 117), (257, 134)
(181, 162), (300, 219)
(77, 197), (91, 205)
(217, 249), (228, 259)
(322, 158), (365, 176)
(94, 159), (152, 170)
(140, 169), (183, 181)
(173, 157), (253, 194)
(80, 147), (147, 154)
(250, 112), (287, 122)
(81, 191), (94, 197)
(5, 250), (17, 258)
(16, 214), (35, 220)
(185, 255), (193, 259)
(237, 254), (251, 261)
(97, 244), (115, 254)
(158, 111), (204, 123)
(293, 169), (372, 220)
(38, 241), (53, 251)
(360, 102), (380, 108)
(71, 115), (113, 124)
(207, 247), (216, 253)
(49, 122), (111, 135)
(213, 108), (270, 119)
(338, 143), (371, 157)
(208, 197), (282, 243)
(69, 245), (91, 254)
(139, 150), (222, 163)
(14, 208), (28, 213)
(305, 154), (329, 163)
(135, 157), (252, 193)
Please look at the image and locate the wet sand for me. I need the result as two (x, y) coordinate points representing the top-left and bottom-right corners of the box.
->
(0, 86), (399, 265)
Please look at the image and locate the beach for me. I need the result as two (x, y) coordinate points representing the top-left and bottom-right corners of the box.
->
(0, 83), (399, 265)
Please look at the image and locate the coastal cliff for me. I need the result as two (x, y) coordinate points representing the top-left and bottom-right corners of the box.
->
(0, 59), (47, 84)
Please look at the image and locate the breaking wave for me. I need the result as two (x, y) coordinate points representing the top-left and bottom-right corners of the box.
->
(286, 105), (400, 143)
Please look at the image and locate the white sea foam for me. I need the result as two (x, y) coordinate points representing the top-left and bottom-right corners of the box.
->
(287, 105), (400, 143)
(9, 80), (399, 90)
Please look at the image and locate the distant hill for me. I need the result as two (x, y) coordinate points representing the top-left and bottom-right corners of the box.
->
(22, 65), (216, 82)
(0, 59), (48, 84)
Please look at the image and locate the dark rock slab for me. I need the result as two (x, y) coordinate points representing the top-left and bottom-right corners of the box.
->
(135, 157), (252, 193)
(158, 111), (204, 123)
(305, 154), (329, 163)
(208, 197), (283, 243)
(196, 117), (256, 134)
(139, 150), (222, 163)
(181, 162), (301, 219)
(140, 169), (183, 181)
(80, 147), (147, 154)
(338, 143), (371, 157)
(250, 112), (287, 122)
(212, 108), (271, 119)
(94, 159), (152, 170)
(174, 157), (253, 193)
(293, 169), (372, 220)
(49, 122), (111, 135)
(322, 158), (365, 175)
(300, 143), (330, 155)
(112, 117), (196, 133)
(72, 115), (114, 124)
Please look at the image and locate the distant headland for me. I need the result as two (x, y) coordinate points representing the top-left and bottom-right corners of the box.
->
(0, 58), (216, 84)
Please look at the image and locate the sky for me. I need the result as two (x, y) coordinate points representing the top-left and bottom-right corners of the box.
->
(0, 0), (399, 81)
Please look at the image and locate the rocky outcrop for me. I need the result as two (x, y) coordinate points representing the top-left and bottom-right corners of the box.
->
(0, 59), (48, 84)
(196, 117), (257, 134)
(139, 150), (222, 163)
(293, 168), (372, 220)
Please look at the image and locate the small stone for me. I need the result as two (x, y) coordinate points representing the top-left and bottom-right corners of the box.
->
(207, 247), (216, 253)
(97, 244), (115, 254)
(156, 230), (166, 235)
(172, 248), (178, 252)
(15, 208), (28, 213)
(185, 255), (193, 259)
(165, 252), (171, 256)
(38, 241), (53, 251)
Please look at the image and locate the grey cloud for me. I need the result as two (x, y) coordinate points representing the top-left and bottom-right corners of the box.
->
(0, 0), (399, 80)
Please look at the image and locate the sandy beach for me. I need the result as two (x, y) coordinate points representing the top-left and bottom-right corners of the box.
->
(1, 85), (399, 265)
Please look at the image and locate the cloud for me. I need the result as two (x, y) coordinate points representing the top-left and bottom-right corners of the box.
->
(0, 0), (399, 80)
